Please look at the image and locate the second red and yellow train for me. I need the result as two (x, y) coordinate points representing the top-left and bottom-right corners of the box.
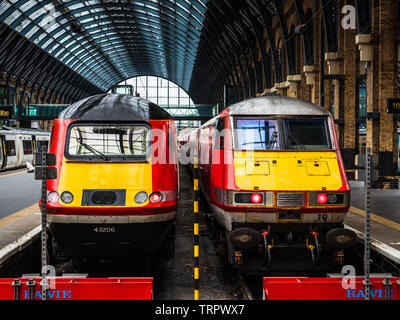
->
(184, 95), (356, 273)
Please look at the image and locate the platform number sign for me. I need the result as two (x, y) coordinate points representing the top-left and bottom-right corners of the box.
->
(0, 105), (13, 119)
(386, 98), (400, 114)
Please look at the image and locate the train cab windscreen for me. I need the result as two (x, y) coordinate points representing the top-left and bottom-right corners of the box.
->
(235, 117), (332, 151)
(283, 118), (331, 150)
(236, 119), (279, 150)
(66, 124), (150, 161)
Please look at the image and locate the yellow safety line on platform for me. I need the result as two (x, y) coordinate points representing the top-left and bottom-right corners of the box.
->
(350, 206), (400, 231)
(0, 169), (26, 179)
(0, 204), (38, 228)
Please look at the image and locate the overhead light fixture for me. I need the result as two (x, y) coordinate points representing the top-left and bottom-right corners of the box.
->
(295, 24), (306, 35)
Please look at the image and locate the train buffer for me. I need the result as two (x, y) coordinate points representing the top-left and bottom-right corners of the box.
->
(263, 275), (400, 300)
(0, 275), (153, 300)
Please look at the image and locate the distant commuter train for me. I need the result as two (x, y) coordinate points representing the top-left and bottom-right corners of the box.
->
(44, 94), (178, 269)
(0, 127), (50, 171)
(187, 96), (357, 273)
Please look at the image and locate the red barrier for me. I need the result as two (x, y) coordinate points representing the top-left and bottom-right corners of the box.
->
(263, 277), (400, 300)
(0, 277), (153, 300)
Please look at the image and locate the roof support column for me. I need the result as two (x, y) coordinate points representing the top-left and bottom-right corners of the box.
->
(362, 0), (399, 187)
(342, 18), (358, 173)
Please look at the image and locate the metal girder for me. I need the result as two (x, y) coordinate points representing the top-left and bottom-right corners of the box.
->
(224, 0), (260, 98)
(354, 0), (372, 34)
(294, 0), (314, 66)
(242, 0), (269, 92)
(255, 0), (283, 84)
(321, 0), (338, 52)
(209, 1), (252, 99)
(190, 20), (243, 103)
(273, 0), (297, 75)
(191, 2), (248, 103)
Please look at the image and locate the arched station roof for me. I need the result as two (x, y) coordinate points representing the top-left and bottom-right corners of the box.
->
(0, 0), (207, 101)
(0, 1), (372, 104)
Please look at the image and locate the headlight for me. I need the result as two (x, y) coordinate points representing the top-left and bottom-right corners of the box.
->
(47, 191), (59, 203)
(61, 191), (74, 204)
(135, 191), (148, 204)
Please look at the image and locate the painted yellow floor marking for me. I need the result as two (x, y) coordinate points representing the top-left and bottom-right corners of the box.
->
(0, 204), (39, 228)
(0, 169), (26, 179)
(349, 206), (400, 232)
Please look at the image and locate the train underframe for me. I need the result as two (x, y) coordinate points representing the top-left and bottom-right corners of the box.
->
(47, 218), (176, 271)
(209, 216), (357, 275)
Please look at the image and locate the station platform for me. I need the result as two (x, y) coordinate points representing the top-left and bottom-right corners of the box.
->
(0, 169), (41, 267)
(344, 181), (400, 264)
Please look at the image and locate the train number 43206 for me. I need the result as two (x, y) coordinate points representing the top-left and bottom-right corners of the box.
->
(93, 227), (116, 233)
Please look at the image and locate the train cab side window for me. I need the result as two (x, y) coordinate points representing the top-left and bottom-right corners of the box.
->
(23, 140), (33, 155)
(215, 118), (225, 149)
(5, 141), (16, 156)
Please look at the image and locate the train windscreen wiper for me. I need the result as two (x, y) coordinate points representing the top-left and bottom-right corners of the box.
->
(75, 138), (110, 161)
(287, 132), (305, 149)
(266, 131), (278, 150)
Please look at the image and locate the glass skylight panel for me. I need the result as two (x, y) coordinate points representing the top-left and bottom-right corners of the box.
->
(42, 38), (54, 49)
(0, 2), (10, 16)
(33, 32), (46, 44)
(4, 10), (21, 25)
(68, 3), (85, 11)
(48, 42), (59, 54)
(29, 6), (47, 20)
(19, 0), (37, 12)
(15, 17), (30, 31)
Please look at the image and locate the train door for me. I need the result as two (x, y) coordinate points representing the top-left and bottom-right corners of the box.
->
(20, 135), (33, 166)
(21, 135), (34, 165)
(4, 134), (17, 169)
(15, 134), (24, 167)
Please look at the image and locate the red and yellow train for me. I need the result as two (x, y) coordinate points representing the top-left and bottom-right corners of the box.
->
(44, 93), (178, 267)
(186, 95), (357, 273)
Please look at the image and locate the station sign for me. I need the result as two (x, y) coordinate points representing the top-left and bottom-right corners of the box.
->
(387, 98), (400, 114)
(0, 105), (13, 119)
